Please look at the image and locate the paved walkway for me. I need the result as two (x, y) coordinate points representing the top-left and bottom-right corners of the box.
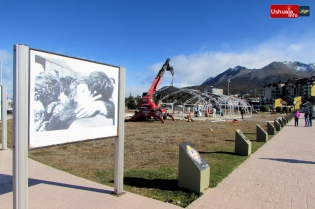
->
(188, 117), (315, 209)
(1, 117), (314, 209)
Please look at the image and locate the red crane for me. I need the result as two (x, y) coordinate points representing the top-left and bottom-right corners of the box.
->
(130, 58), (175, 123)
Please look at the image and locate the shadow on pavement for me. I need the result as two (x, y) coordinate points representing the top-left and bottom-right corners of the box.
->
(260, 158), (315, 164)
(120, 177), (180, 191)
(0, 173), (113, 195)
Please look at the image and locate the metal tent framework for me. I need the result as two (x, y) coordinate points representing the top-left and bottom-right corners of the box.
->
(160, 88), (253, 118)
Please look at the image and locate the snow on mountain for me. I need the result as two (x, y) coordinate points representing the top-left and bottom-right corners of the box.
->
(201, 61), (315, 87)
(231, 66), (243, 71)
(282, 61), (315, 73)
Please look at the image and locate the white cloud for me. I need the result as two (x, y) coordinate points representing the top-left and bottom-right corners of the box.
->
(2, 33), (315, 99)
(146, 34), (315, 91)
(0, 50), (13, 98)
(0, 50), (11, 64)
(124, 33), (315, 97)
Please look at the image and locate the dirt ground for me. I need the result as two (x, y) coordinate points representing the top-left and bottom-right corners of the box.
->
(23, 111), (289, 206)
(28, 111), (286, 183)
(2, 110), (289, 206)
(122, 111), (285, 170)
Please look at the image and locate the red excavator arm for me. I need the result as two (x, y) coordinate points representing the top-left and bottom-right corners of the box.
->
(146, 58), (174, 97)
(130, 58), (175, 123)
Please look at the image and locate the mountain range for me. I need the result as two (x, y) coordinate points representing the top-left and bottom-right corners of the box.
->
(157, 61), (315, 96)
(200, 61), (315, 94)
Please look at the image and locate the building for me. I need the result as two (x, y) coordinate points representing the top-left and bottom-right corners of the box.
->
(283, 78), (300, 103)
(263, 76), (315, 107)
(204, 86), (223, 94)
(263, 81), (285, 104)
(300, 76), (315, 102)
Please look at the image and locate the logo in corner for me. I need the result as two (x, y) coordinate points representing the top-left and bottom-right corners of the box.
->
(270, 5), (299, 18)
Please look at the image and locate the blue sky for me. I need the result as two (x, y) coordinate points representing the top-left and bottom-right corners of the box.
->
(0, 0), (314, 98)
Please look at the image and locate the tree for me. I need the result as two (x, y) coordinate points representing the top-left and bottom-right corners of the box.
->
(135, 95), (141, 105)
(125, 93), (137, 109)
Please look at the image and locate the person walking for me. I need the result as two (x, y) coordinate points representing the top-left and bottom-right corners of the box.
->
(240, 108), (244, 119)
(305, 109), (310, 126)
(304, 109), (310, 127)
(308, 108), (313, 127)
(193, 106), (197, 117)
(294, 110), (300, 126)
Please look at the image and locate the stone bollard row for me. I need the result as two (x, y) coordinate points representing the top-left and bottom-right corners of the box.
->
(277, 117), (284, 127)
(236, 113), (295, 156)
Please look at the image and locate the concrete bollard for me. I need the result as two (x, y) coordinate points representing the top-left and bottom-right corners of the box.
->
(277, 118), (284, 127)
(274, 120), (281, 131)
(256, 124), (268, 142)
(235, 129), (251, 156)
(267, 122), (276, 135)
(281, 117), (287, 125)
(178, 142), (210, 193)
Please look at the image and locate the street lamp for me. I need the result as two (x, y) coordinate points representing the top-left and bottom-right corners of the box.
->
(228, 77), (231, 96)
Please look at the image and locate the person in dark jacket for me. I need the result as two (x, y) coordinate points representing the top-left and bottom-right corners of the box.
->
(304, 109), (310, 127)
(308, 108), (313, 126)
(240, 108), (244, 119)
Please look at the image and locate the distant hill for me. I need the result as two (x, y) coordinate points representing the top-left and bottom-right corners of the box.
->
(201, 61), (315, 94)
(155, 85), (180, 95)
(201, 66), (253, 85)
(156, 61), (315, 96)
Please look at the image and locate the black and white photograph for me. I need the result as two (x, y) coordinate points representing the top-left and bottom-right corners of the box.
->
(29, 49), (119, 149)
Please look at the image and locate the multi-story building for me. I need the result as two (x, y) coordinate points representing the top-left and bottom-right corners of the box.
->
(301, 76), (315, 101)
(283, 78), (299, 103)
(204, 86), (223, 94)
(263, 81), (285, 104)
(264, 77), (315, 106)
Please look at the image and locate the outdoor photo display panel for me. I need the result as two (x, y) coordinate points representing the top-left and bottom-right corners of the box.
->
(0, 86), (2, 121)
(29, 49), (119, 149)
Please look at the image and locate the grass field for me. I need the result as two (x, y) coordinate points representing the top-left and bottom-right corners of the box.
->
(3, 112), (285, 208)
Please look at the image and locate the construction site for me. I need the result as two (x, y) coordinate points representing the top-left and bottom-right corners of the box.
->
(128, 58), (255, 123)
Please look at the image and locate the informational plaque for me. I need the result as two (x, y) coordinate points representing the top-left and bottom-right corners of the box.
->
(267, 122), (276, 135)
(274, 120), (281, 131)
(235, 129), (251, 156)
(256, 124), (268, 142)
(277, 118), (284, 127)
(178, 142), (210, 193)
